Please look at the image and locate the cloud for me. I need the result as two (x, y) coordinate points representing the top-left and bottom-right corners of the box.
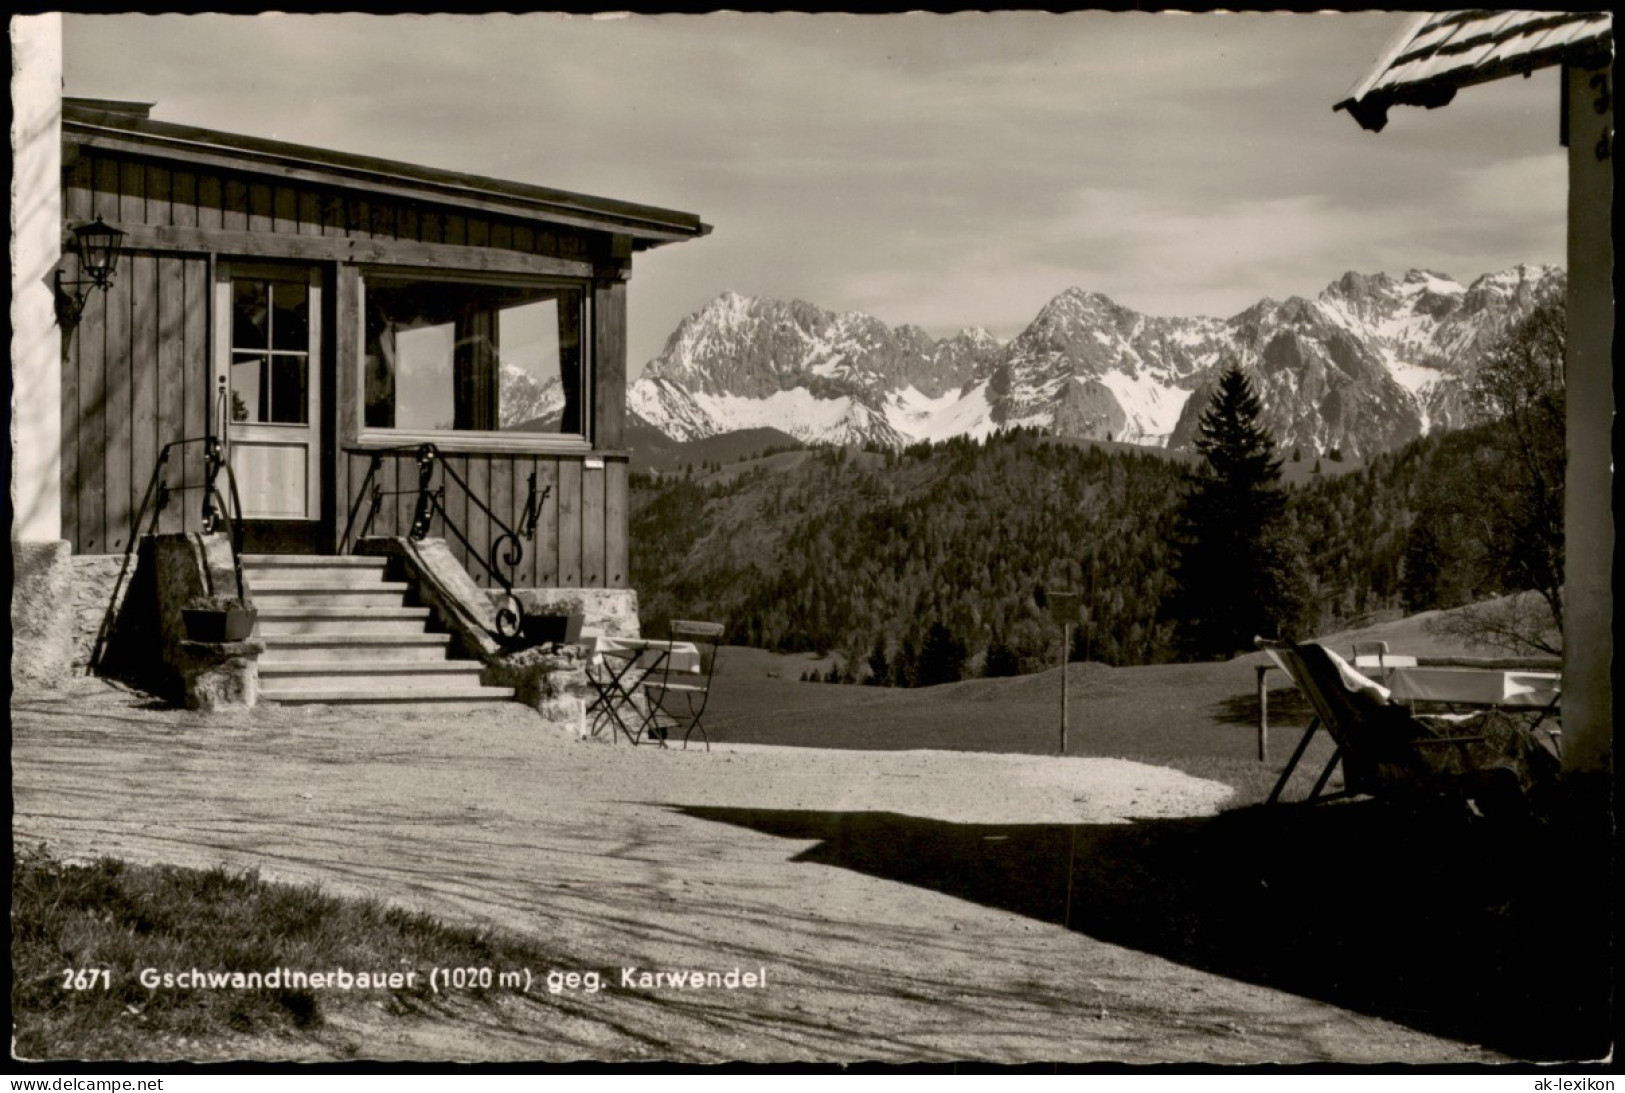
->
(62, 11), (1569, 372)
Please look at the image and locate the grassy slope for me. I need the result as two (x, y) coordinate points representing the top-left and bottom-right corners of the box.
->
(628, 425), (804, 476)
(10, 846), (563, 1060)
(699, 606), (1491, 806)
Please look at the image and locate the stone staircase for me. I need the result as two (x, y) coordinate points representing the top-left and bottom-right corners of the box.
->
(243, 554), (515, 708)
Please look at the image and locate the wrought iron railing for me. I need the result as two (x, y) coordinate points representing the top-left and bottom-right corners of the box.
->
(341, 443), (549, 643)
(90, 433), (249, 671)
(147, 433), (249, 598)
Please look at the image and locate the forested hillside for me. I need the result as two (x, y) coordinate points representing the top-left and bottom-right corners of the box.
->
(630, 422), (1527, 681)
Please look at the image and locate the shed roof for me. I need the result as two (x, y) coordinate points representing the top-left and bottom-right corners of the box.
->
(1335, 10), (1613, 132)
(62, 98), (710, 249)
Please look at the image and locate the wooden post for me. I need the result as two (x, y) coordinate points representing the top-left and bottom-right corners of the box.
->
(1060, 620), (1071, 756)
(1256, 664), (1270, 762)
(1562, 61), (1615, 775)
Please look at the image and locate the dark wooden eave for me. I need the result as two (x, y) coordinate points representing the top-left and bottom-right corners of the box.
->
(1335, 10), (1614, 133)
(62, 99), (710, 250)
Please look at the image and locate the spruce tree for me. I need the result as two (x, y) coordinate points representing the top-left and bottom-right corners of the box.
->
(917, 621), (967, 687)
(1166, 365), (1307, 659)
(865, 635), (890, 686)
(982, 638), (1020, 678)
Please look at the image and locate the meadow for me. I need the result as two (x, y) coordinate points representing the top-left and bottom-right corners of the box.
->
(698, 605), (1493, 807)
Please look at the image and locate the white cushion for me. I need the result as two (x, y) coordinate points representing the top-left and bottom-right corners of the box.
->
(1324, 647), (1393, 703)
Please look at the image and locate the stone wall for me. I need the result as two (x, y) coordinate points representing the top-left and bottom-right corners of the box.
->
(500, 587), (641, 639)
(497, 588), (640, 738)
(146, 533), (262, 708)
(65, 533), (251, 705)
(12, 539), (74, 690)
(70, 547), (160, 684)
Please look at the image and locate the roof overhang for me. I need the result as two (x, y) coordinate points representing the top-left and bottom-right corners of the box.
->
(1334, 10), (1613, 132)
(62, 99), (711, 250)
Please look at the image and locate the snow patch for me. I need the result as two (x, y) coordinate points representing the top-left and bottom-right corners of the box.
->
(1091, 371), (1194, 445)
(884, 383), (997, 443)
(691, 387), (861, 443)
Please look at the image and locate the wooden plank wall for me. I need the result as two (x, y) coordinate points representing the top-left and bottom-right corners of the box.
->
(64, 149), (592, 261)
(61, 146), (626, 591)
(61, 147), (216, 553)
(58, 248), (214, 552)
(338, 450), (628, 590)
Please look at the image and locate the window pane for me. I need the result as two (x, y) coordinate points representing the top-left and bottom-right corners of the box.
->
(230, 353), (266, 422)
(271, 282), (309, 351)
(233, 281), (269, 351)
(499, 301), (565, 430)
(269, 354), (309, 424)
(393, 323), (455, 430)
(364, 275), (585, 435)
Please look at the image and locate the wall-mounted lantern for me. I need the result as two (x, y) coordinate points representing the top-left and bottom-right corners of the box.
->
(54, 216), (126, 328)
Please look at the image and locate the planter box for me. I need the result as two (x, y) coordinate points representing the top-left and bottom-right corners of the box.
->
(520, 613), (584, 646)
(182, 607), (258, 643)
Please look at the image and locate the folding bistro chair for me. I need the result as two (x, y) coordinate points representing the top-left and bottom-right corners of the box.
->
(1349, 640), (1417, 681)
(631, 620), (725, 751)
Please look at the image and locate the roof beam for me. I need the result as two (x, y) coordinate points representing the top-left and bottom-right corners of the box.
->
(65, 122), (706, 244)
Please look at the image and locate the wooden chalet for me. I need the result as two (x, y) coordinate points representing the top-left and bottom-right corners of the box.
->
(55, 97), (708, 588)
(10, 71), (708, 706)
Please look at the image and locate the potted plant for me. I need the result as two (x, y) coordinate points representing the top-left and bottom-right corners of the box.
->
(519, 611), (585, 647)
(182, 594), (258, 643)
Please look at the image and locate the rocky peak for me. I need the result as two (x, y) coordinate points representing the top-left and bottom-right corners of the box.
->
(1461, 264), (1561, 311)
(1331, 269), (1395, 301)
(631, 265), (1564, 458)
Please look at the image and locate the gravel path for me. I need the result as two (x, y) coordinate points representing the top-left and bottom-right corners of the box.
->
(10, 680), (1500, 1064)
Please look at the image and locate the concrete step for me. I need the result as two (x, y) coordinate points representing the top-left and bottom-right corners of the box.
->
(232, 553), (518, 710)
(259, 633), (454, 664)
(250, 581), (411, 608)
(255, 606), (433, 636)
(259, 660), (488, 691)
(259, 684), (517, 708)
(242, 555), (391, 586)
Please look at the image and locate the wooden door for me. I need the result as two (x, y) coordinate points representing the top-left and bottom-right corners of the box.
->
(216, 263), (323, 521)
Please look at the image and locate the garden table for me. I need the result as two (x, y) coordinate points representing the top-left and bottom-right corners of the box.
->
(1387, 664), (1563, 751)
(1386, 666), (1560, 710)
(583, 636), (701, 746)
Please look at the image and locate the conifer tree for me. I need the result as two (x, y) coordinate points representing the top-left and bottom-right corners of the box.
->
(982, 638), (1020, 678)
(917, 621), (967, 686)
(1165, 365), (1310, 658)
(865, 636), (890, 686)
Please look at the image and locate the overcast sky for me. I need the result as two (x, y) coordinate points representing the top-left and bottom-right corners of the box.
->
(62, 11), (1569, 376)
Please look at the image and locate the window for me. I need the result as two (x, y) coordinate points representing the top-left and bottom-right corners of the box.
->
(231, 277), (311, 424)
(361, 272), (588, 439)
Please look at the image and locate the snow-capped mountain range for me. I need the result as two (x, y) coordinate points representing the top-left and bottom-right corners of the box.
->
(628, 265), (1564, 460)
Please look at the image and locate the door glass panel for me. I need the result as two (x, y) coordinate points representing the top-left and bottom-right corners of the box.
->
(272, 282), (309, 349)
(230, 353), (265, 422)
(231, 276), (311, 426)
(269, 355), (309, 424)
(233, 281), (270, 350)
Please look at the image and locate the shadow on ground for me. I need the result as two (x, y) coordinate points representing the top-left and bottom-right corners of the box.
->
(675, 794), (1612, 1062)
(1209, 687), (1311, 729)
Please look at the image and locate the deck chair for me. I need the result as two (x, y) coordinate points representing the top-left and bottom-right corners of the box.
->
(631, 620), (724, 752)
(1256, 638), (1558, 814)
